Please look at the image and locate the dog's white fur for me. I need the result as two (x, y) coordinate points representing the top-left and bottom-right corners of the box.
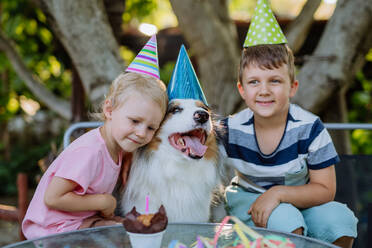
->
(122, 99), (222, 222)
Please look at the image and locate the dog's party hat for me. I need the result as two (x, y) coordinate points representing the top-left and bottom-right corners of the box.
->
(167, 45), (208, 105)
(243, 0), (287, 47)
(125, 35), (160, 79)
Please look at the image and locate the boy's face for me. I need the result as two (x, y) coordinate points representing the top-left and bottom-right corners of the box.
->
(104, 93), (163, 153)
(238, 63), (298, 120)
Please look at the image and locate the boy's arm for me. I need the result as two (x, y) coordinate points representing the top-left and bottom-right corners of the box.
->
(276, 119), (337, 207)
(249, 165), (336, 228)
(275, 164), (336, 208)
(44, 176), (116, 218)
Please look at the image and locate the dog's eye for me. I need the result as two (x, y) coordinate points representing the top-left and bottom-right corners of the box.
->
(169, 106), (183, 114)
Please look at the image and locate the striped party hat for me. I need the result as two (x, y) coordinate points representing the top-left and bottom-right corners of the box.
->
(125, 35), (160, 79)
(167, 45), (208, 105)
(243, 0), (287, 47)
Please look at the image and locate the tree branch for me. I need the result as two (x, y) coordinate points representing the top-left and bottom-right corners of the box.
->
(0, 30), (71, 120)
(284, 0), (322, 53)
(293, 0), (372, 113)
(170, 0), (241, 115)
(103, 0), (125, 42)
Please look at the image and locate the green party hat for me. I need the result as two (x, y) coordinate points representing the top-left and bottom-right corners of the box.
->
(243, 0), (287, 47)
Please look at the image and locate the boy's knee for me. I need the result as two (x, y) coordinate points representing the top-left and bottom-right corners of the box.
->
(303, 202), (358, 242)
(267, 203), (306, 234)
(304, 202), (357, 227)
(225, 187), (258, 224)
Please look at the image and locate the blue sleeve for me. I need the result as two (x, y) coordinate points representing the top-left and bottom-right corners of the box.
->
(307, 119), (340, 170)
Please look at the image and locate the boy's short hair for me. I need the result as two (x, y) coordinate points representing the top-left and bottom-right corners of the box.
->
(93, 72), (168, 121)
(238, 44), (295, 84)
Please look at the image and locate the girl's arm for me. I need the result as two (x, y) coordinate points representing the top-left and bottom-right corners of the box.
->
(44, 176), (116, 218)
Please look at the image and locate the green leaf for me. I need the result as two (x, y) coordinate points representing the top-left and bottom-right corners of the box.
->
(6, 97), (19, 113)
(366, 48), (372, 62)
(39, 28), (53, 45)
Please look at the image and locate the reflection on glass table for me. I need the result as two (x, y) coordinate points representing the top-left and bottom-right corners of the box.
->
(3, 223), (339, 248)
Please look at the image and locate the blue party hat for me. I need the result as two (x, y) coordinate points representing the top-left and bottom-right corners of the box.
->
(167, 45), (208, 105)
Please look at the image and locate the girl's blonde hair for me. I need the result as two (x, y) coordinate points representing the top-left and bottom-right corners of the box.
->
(91, 72), (168, 121)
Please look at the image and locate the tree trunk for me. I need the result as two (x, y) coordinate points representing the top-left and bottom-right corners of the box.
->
(38, 0), (125, 106)
(103, 0), (125, 42)
(1, 70), (10, 161)
(321, 90), (351, 154)
(321, 90), (358, 212)
(169, 0), (241, 115)
(292, 0), (372, 114)
(71, 66), (86, 122)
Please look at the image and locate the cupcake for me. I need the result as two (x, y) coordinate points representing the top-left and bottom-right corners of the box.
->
(123, 205), (168, 248)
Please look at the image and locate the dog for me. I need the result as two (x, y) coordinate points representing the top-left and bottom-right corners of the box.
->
(121, 99), (224, 222)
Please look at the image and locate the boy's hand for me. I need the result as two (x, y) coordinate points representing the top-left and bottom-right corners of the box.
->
(99, 194), (117, 218)
(248, 187), (281, 228)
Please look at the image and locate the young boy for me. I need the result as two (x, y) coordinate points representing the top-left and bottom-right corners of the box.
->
(221, 1), (357, 247)
(22, 36), (168, 239)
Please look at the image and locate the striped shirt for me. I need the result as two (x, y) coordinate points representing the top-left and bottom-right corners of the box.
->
(221, 104), (339, 190)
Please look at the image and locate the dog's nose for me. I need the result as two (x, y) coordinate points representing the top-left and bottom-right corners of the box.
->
(193, 110), (209, 124)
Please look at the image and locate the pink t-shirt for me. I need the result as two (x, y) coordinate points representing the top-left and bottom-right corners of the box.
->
(22, 128), (122, 239)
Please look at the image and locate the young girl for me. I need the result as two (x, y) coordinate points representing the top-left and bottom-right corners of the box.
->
(22, 72), (168, 239)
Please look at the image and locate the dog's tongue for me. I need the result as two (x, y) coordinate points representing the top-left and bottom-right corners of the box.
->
(183, 136), (207, 157)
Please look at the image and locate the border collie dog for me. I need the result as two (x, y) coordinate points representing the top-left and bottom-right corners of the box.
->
(122, 99), (222, 222)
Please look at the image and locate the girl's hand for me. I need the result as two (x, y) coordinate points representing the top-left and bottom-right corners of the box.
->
(248, 187), (281, 228)
(99, 194), (117, 218)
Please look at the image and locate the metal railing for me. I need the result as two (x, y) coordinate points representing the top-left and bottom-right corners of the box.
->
(63, 122), (372, 149)
(324, 123), (372, 130)
(63, 121), (102, 148)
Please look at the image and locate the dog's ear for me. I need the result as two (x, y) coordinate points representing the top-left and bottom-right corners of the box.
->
(213, 116), (227, 141)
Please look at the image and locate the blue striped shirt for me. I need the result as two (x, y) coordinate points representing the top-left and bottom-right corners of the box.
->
(221, 104), (339, 190)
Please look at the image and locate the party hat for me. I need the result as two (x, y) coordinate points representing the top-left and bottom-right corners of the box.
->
(167, 45), (208, 105)
(126, 35), (160, 79)
(243, 0), (287, 47)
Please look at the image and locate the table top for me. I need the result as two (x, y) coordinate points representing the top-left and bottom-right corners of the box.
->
(3, 223), (338, 248)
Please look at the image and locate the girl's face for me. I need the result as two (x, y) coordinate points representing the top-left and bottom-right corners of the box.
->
(238, 63), (298, 121)
(104, 93), (163, 154)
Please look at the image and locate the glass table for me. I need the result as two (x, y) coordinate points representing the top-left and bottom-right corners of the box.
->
(2, 223), (338, 248)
